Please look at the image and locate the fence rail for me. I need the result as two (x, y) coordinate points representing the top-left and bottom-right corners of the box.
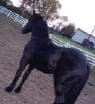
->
(0, 6), (28, 26)
(0, 6), (95, 67)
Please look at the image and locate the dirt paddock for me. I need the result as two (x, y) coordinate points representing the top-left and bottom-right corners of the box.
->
(0, 14), (95, 104)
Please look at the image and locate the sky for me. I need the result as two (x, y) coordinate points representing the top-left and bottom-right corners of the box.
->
(10, 0), (95, 36)
(10, 0), (21, 7)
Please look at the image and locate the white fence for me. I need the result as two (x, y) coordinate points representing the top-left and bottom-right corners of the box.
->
(0, 6), (28, 26)
(0, 6), (95, 67)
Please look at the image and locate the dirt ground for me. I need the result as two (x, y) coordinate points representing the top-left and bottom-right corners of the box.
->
(0, 14), (95, 104)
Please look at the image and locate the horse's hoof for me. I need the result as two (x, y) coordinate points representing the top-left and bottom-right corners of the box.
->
(14, 87), (21, 93)
(5, 86), (13, 93)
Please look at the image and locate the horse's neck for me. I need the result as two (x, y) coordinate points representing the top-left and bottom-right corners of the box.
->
(32, 36), (51, 45)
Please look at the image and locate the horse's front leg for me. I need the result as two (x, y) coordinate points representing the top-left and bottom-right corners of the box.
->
(14, 64), (34, 93)
(5, 56), (28, 93)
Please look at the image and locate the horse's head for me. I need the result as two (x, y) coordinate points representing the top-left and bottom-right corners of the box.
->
(22, 11), (49, 39)
(22, 11), (43, 34)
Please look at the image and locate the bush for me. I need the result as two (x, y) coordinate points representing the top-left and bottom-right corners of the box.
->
(60, 24), (75, 38)
(0, 0), (8, 6)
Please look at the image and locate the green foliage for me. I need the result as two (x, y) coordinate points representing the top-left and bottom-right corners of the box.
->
(0, 0), (13, 7)
(6, 5), (29, 18)
(0, 0), (9, 6)
(61, 23), (75, 38)
(7, 5), (22, 15)
(22, 0), (61, 20)
(0, 0), (29, 19)
(0, 0), (22, 16)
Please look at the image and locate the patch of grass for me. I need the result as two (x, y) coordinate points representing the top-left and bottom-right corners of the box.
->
(51, 33), (95, 55)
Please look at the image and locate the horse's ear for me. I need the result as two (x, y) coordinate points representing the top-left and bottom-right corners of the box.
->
(33, 10), (36, 15)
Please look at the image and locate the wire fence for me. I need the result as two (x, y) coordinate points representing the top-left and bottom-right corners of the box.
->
(0, 5), (95, 67)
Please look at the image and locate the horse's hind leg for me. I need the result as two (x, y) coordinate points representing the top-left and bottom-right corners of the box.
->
(64, 75), (89, 104)
(54, 75), (89, 104)
(5, 56), (28, 92)
(14, 64), (33, 93)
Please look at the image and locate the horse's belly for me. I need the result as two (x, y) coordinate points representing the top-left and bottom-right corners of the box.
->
(33, 60), (55, 74)
(37, 67), (55, 74)
(31, 52), (60, 74)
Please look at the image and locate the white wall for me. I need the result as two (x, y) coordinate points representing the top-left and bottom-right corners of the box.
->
(72, 29), (89, 43)
(89, 37), (95, 48)
(72, 29), (95, 48)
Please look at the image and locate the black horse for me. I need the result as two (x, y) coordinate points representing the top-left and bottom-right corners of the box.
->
(5, 12), (90, 104)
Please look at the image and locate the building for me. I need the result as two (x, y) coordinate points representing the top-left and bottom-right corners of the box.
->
(72, 28), (95, 48)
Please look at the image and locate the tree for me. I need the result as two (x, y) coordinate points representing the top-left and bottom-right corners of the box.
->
(0, 0), (9, 6)
(20, 0), (61, 20)
(61, 24), (75, 38)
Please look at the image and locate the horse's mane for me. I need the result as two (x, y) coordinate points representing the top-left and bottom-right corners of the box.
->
(31, 14), (49, 39)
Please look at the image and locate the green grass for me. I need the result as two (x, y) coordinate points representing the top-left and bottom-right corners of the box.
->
(51, 33), (95, 55)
